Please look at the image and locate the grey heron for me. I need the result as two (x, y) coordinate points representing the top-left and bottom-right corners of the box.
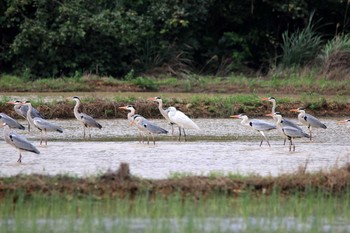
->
(230, 113), (276, 147)
(0, 113), (25, 130)
(21, 101), (63, 145)
(266, 112), (309, 151)
(0, 122), (40, 163)
(71, 96), (102, 139)
(290, 107), (327, 141)
(119, 105), (167, 144)
(7, 100), (44, 132)
(147, 96), (176, 135)
(262, 96), (302, 144)
(131, 115), (168, 145)
(166, 106), (200, 141)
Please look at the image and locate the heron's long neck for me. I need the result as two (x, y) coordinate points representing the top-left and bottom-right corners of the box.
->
(26, 104), (35, 127)
(157, 100), (170, 120)
(271, 100), (276, 114)
(127, 109), (135, 122)
(73, 100), (81, 118)
(240, 116), (250, 126)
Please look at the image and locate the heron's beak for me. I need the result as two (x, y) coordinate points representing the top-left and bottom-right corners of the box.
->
(265, 113), (273, 117)
(6, 101), (16, 105)
(118, 106), (128, 110)
(290, 108), (299, 112)
(337, 120), (348, 125)
(130, 120), (136, 126)
(261, 97), (269, 101)
(229, 115), (240, 118)
(147, 97), (156, 101)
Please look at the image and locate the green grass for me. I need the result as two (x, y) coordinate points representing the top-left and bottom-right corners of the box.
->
(1, 190), (350, 233)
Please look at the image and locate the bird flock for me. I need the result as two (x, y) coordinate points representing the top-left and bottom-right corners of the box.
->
(1, 96), (201, 163)
(0, 95), (342, 163)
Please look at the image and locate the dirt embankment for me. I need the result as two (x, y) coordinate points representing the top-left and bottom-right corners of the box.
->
(1, 163), (350, 200)
(1, 98), (350, 120)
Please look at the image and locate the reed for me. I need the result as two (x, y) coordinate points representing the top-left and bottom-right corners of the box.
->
(1, 189), (349, 233)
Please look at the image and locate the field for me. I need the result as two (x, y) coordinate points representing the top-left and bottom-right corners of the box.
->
(1, 74), (350, 232)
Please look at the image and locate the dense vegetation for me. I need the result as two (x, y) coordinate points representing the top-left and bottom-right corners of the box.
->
(0, 0), (349, 79)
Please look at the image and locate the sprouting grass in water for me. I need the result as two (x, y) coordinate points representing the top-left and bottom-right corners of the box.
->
(1, 189), (350, 233)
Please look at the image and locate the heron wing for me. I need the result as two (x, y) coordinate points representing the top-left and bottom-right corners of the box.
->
(250, 119), (276, 131)
(33, 117), (63, 133)
(142, 119), (168, 134)
(80, 113), (102, 129)
(282, 126), (309, 138)
(8, 132), (40, 154)
(305, 114), (327, 129)
(0, 113), (25, 130)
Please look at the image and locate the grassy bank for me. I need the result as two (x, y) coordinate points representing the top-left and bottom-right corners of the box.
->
(1, 92), (349, 119)
(1, 163), (350, 232)
(1, 73), (350, 95)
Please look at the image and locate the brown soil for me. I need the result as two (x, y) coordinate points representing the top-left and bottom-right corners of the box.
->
(2, 79), (350, 119)
(1, 163), (349, 200)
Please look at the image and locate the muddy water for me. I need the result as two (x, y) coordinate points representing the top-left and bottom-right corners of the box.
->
(1, 118), (350, 178)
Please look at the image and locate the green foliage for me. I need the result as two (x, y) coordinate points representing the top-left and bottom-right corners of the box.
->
(131, 76), (159, 91)
(320, 34), (350, 61)
(0, 1), (348, 78)
(280, 13), (323, 68)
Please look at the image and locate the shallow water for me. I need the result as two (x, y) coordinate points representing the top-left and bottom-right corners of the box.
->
(1, 118), (350, 178)
(2, 216), (350, 233)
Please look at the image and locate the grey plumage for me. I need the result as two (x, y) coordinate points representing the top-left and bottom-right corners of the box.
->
(119, 105), (167, 144)
(132, 115), (168, 144)
(231, 113), (276, 147)
(291, 107), (327, 141)
(2, 123), (40, 163)
(22, 101), (63, 145)
(263, 96), (302, 145)
(0, 113), (25, 130)
(72, 96), (102, 139)
(10, 100), (44, 132)
(273, 112), (310, 151)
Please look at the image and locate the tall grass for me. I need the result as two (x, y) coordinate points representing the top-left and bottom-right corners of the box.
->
(280, 13), (322, 69)
(1, 190), (350, 233)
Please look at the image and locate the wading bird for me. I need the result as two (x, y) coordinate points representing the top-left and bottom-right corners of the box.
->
(21, 101), (63, 145)
(290, 107), (327, 141)
(230, 113), (276, 147)
(7, 100), (44, 132)
(166, 106), (200, 141)
(72, 96), (102, 139)
(147, 96), (176, 134)
(0, 113), (25, 130)
(262, 96), (302, 144)
(119, 105), (168, 144)
(131, 115), (168, 145)
(266, 112), (309, 152)
(0, 121), (40, 163)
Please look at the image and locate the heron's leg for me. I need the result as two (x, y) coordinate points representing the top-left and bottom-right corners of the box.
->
(178, 127), (182, 141)
(260, 131), (270, 147)
(309, 126), (312, 142)
(147, 134), (150, 144)
(27, 119), (31, 132)
(292, 138), (295, 151)
(152, 134), (155, 145)
(170, 123), (175, 136)
(45, 130), (48, 145)
(40, 130), (43, 145)
(83, 126), (86, 139)
(288, 138), (292, 151)
(283, 138), (286, 145)
(17, 151), (22, 163)
(183, 128), (187, 142)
